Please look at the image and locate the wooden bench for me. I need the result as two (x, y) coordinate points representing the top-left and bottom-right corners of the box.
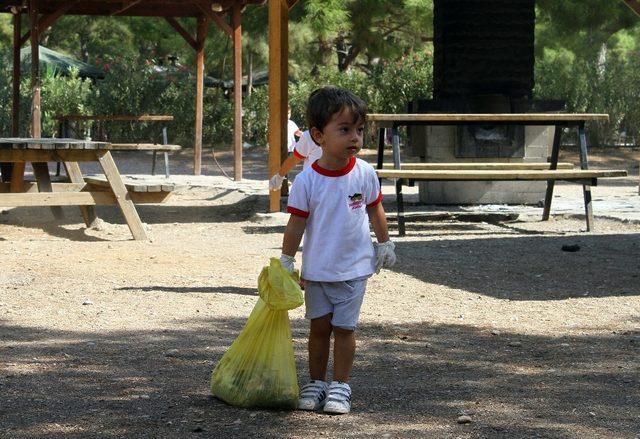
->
(84, 176), (184, 204)
(381, 162), (575, 170)
(56, 115), (181, 177)
(377, 167), (628, 235)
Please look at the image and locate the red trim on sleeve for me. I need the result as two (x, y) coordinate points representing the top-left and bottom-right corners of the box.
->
(312, 156), (356, 177)
(366, 191), (383, 208)
(293, 148), (306, 160)
(287, 206), (310, 218)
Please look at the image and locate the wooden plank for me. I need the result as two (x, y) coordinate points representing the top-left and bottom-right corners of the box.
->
(0, 138), (109, 149)
(197, 1), (233, 37)
(32, 162), (65, 219)
(622, 0), (640, 17)
(96, 151), (148, 240)
(267, 0), (288, 212)
(0, 149), (103, 162)
(64, 161), (98, 227)
(0, 191), (116, 206)
(194, 15), (209, 176)
(84, 176), (176, 193)
(381, 162), (575, 170)
(106, 143), (181, 151)
(84, 184), (174, 203)
(366, 113), (610, 123)
(20, 1), (79, 46)
(0, 182), (85, 193)
(30, 0), (41, 140)
(55, 115), (174, 122)
(233, 3), (242, 181)
(165, 17), (198, 50)
(376, 169), (628, 181)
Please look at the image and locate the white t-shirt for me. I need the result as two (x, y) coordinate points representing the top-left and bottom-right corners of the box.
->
(293, 130), (322, 169)
(287, 120), (300, 152)
(287, 157), (383, 282)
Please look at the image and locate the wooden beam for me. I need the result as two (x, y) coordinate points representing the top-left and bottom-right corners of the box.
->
(622, 0), (640, 16)
(29, 0), (41, 140)
(111, 0), (144, 16)
(11, 12), (21, 137)
(194, 15), (210, 175)
(232, 3), (243, 181)
(19, 0), (79, 47)
(2, 10), (21, 183)
(288, 0), (299, 10)
(196, 0), (232, 36)
(268, 0), (288, 212)
(165, 17), (198, 50)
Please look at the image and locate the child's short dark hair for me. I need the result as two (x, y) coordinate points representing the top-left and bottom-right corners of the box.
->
(306, 86), (367, 132)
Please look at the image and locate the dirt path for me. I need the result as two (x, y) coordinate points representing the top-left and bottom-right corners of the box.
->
(0, 147), (639, 438)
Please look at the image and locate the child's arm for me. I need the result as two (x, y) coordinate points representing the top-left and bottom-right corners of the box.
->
(367, 202), (390, 243)
(367, 203), (396, 272)
(279, 154), (304, 177)
(269, 155), (304, 191)
(280, 214), (307, 272)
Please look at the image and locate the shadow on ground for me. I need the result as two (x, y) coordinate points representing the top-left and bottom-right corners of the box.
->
(1, 318), (638, 438)
(391, 233), (640, 301)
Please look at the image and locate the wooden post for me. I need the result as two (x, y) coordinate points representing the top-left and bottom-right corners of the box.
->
(1, 9), (21, 182)
(29, 0), (41, 139)
(194, 16), (208, 176)
(12, 11), (21, 138)
(267, 0), (289, 212)
(232, 4), (242, 181)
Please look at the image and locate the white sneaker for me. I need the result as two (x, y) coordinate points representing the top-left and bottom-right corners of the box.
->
(298, 380), (329, 411)
(323, 381), (351, 414)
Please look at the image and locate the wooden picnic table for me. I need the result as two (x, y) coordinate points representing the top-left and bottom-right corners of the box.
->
(367, 113), (627, 234)
(0, 137), (147, 240)
(56, 114), (181, 177)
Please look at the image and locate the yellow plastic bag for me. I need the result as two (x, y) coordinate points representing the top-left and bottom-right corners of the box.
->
(210, 258), (304, 409)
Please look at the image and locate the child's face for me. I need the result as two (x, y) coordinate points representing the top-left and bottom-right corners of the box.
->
(311, 108), (364, 162)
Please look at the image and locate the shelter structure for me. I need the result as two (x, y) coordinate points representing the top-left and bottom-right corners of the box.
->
(1, 0), (265, 182)
(21, 45), (105, 79)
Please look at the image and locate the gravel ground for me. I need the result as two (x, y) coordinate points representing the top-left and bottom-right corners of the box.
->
(0, 146), (639, 438)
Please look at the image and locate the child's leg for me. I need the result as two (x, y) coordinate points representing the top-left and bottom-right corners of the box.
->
(308, 314), (333, 381)
(332, 327), (355, 382)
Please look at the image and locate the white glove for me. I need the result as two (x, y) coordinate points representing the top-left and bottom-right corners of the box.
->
(279, 254), (295, 273)
(269, 173), (285, 191)
(375, 240), (396, 273)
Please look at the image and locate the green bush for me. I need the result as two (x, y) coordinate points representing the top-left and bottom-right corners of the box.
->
(535, 48), (640, 146)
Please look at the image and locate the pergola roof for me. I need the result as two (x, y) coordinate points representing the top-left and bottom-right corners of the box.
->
(2, 0), (265, 17)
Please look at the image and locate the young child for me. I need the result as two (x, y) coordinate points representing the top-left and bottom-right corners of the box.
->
(279, 86), (396, 414)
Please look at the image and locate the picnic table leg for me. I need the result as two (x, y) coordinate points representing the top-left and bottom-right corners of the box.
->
(9, 162), (26, 192)
(577, 123), (594, 231)
(63, 161), (98, 227)
(162, 127), (170, 178)
(391, 124), (401, 169)
(396, 178), (406, 237)
(32, 162), (65, 220)
(391, 123), (406, 236)
(96, 150), (148, 241)
(377, 127), (385, 186)
(542, 124), (562, 221)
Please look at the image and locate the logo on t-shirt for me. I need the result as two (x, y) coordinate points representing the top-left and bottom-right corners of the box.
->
(348, 193), (364, 210)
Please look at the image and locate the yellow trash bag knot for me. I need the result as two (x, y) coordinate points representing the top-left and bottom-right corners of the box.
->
(258, 257), (304, 311)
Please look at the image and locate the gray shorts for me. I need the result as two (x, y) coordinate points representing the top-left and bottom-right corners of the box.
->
(304, 276), (369, 331)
